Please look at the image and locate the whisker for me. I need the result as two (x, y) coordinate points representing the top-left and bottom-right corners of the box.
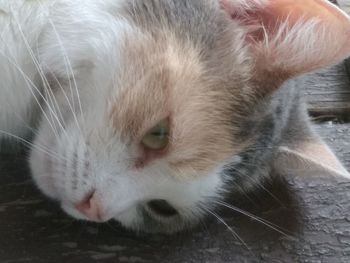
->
(106, 222), (123, 235)
(226, 179), (259, 205)
(0, 99), (42, 139)
(34, 64), (68, 136)
(213, 200), (293, 238)
(0, 49), (62, 140)
(201, 206), (250, 250)
(41, 8), (85, 133)
(224, 167), (286, 207)
(44, 66), (80, 133)
(0, 130), (65, 162)
(11, 14), (67, 138)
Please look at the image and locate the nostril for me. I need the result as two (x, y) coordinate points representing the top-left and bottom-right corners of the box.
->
(75, 191), (103, 222)
(75, 192), (94, 211)
(147, 200), (178, 217)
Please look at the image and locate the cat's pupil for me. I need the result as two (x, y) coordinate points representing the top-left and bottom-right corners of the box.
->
(151, 128), (167, 137)
(142, 119), (169, 150)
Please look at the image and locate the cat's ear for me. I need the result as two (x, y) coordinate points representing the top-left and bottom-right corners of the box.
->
(274, 136), (350, 178)
(220, 0), (350, 85)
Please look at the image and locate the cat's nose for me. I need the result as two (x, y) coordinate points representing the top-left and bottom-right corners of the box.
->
(75, 192), (104, 222)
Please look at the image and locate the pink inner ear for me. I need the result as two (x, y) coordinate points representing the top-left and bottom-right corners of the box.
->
(260, 0), (350, 25)
(221, 0), (350, 33)
(220, 0), (350, 76)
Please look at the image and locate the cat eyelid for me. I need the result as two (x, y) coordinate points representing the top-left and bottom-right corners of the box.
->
(135, 117), (172, 168)
(138, 116), (172, 142)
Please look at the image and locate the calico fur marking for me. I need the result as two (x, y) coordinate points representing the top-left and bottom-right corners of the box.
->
(109, 32), (247, 174)
(1, 0), (349, 234)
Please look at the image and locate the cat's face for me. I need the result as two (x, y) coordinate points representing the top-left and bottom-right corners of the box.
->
(30, 20), (254, 232)
(29, 0), (350, 233)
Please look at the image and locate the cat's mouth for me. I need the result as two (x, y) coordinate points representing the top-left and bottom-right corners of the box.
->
(139, 200), (193, 233)
(145, 199), (179, 219)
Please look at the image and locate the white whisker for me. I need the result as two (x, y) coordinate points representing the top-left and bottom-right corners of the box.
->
(11, 15), (64, 133)
(225, 166), (286, 207)
(43, 66), (78, 132)
(214, 200), (292, 238)
(0, 130), (63, 162)
(201, 206), (250, 250)
(0, 49), (61, 140)
(40, 3), (85, 133)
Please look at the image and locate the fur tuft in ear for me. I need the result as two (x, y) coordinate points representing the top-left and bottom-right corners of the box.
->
(221, 0), (350, 82)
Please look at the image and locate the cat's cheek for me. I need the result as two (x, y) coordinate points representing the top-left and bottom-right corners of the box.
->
(29, 141), (59, 200)
(29, 117), (65, 201)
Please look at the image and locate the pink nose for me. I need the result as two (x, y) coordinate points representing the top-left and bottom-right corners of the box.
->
(75, 192), (103, 222)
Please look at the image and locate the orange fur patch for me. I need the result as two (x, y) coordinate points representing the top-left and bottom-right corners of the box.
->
(110, 33), (250, 176)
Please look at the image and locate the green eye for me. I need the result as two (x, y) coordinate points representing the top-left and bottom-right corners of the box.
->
(142, 119), (170, 150)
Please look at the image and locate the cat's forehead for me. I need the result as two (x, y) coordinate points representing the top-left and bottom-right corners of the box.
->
(106, 11), (252, 144)
(99, 0), (256, 173)
(119, 0), (222, 51)
(106, 32), (250, 173)
(109, 34), (205, 139)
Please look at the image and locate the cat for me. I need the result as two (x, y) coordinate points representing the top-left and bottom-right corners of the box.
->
(0, 0), (349, 234)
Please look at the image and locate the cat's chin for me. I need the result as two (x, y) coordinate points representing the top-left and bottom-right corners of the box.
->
(61, 204), (93, 221)
(62, 202), (193, 234)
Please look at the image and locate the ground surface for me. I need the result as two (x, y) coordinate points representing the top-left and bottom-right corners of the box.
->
(1, 2), (350, 263)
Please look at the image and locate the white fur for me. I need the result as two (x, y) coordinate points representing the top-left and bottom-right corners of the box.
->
(0, 0), (129, 138)
(0, 1), (52, 138)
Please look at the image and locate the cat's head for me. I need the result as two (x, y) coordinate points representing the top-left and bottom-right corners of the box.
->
(30, 0), (350, 233)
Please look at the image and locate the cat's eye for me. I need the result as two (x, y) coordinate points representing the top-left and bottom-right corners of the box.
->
(141, 119), (170, 150)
